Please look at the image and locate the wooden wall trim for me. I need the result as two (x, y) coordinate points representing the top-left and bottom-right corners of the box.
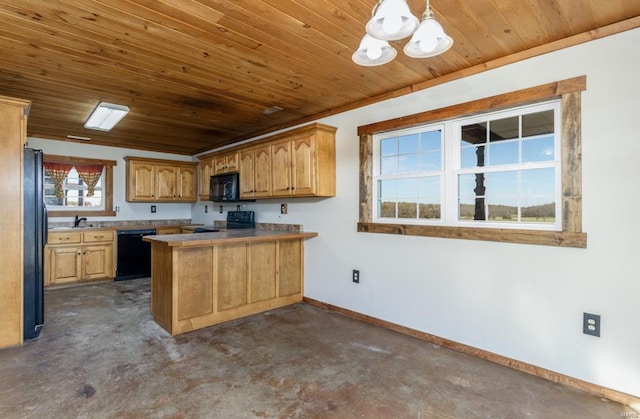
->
(561, 92), (583, 233)
(357, 222), (587, 248)
(44, 154), (117, 167)
(303, 298), (640, 407)
(358, 76), (586, 136)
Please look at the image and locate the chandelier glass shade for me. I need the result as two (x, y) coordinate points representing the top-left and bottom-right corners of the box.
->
(353, 0), (453, 66)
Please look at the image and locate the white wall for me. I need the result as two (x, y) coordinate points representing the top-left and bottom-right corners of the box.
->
(26, 138), (195, 223)
(193, 28), (640, 397)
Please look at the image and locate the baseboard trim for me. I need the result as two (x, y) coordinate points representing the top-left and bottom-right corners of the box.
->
(303, 297), (639, 407)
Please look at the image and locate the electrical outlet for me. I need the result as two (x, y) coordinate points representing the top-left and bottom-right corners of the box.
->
(204, 205), (208, 213)
(150, 205), (156, 213)
(281, 203), (288, 214)
(115, 206), (120, 212)
(236, 204), (241, 211)
(583, 313), (601, 337)
(352, 269), (360, 284)
(219, 205), (223, 214)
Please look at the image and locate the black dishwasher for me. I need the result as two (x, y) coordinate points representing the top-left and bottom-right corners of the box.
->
(116, 228), (156, 280)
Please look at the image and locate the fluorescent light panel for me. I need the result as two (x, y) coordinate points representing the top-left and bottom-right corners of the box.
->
(84, 102), (129, 131)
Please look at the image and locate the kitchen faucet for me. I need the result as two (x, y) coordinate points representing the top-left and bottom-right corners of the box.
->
(74, 215), (87, 228)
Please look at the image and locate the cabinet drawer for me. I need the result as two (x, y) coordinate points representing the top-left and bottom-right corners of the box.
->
(48, 231), (81, 244)
(83, 230), (115, 243)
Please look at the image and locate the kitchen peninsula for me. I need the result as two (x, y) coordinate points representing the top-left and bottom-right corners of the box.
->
(143, 229), (318, 335)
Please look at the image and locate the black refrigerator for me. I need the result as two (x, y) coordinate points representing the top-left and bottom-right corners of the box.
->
(24, 148), (46, 340)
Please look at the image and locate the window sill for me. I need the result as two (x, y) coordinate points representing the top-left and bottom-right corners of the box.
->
(357, 222), (587, 248)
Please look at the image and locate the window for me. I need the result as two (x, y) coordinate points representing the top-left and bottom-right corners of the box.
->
(44, 155), (116, 217)
(373, 102), (561, 230)
(359, 77), (587, 247)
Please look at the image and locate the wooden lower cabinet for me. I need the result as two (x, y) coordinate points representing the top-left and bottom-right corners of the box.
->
(148, 235), (313, 336)
(45, 230), (115, 286)
(155, 226), (183, 235)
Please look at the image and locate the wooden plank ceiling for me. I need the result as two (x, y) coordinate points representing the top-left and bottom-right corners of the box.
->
(0, 0), (638, 155)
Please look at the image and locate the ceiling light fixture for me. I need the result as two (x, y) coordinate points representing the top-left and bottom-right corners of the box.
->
(352, 0), (453, 66)
(84, 102), (130, 131)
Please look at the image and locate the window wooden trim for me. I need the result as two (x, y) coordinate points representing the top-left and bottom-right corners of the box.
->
(44, 155), (117, 217)
(358, 76), (587, 248)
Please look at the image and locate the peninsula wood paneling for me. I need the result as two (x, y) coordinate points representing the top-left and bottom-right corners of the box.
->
(0, 1), (637, 154)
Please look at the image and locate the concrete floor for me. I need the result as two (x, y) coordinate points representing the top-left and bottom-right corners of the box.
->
(0, 279), (633, 418)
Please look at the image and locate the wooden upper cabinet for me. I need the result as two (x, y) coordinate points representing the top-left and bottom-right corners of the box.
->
(239, 148), (255, 198)
(271, 140), (291, 196)
(198, 157), (214, 201)
(213, 151), (238, 174)
(198, 123), (335, 201)
(177, 165), (197, 202)
(128, 160), (156, 201)
(253, 144), (272, 198)
(291, 135), (317, 196)
(156, 164), (176, 200)
(125, 157), (197, 203)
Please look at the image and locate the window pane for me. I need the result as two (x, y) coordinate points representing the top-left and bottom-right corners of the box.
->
(397, 201), (418, 219)
(485, 171), (518, 221)
(397, 178), (418, 199)
(381, 156), (398, 175)
(420, 151), (441, 171)
(461, 145), (486, 168)
(461, 122), (487, 146)
(378, 179), (396, 200)
(381, 138), (398, 157)
(488, 141), (519, 166)
(378, 200), (397, 218)
(523, 110), (554, 137)
(489, 116), (518, 142)
(418, 176), (441, 219)
(421, 130), (441, 151)
(398, 154), (419, 173)
(523, 135), (554, 162)
(521, 168), (555, 222)
(399, 134), (419, 154)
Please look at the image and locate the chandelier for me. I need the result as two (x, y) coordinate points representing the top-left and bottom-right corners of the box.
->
(352, 0), (453, 66)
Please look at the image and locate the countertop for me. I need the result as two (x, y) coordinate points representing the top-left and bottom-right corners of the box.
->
(143, 229), (318, 247)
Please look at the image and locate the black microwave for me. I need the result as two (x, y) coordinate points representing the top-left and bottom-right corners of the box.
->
(209, 172), (240, 202)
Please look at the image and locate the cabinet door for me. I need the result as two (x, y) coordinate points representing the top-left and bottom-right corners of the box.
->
(239, 148), (255, 198)
(50, 246), (83, 284)
(254, 145), (272, 197)
(128, 161), (156, 201)
(177, 166), (197, 202)
(83, 244), (114, 280)
(249, 241), (277, 303)
(199, 158), (214, 201)
(291, 135), (316, 196)
(216, 244), (248, 311)
(214, 152), (239, 174)
(271, 140), (291, 196)
(226, 152), (239, 173)
(156, 164), (177, 200)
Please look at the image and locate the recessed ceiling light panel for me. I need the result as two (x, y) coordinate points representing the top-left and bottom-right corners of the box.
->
(84, 102), (130, 131)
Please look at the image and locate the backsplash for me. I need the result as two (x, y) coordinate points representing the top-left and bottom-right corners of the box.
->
(48, 219), (193, 229)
